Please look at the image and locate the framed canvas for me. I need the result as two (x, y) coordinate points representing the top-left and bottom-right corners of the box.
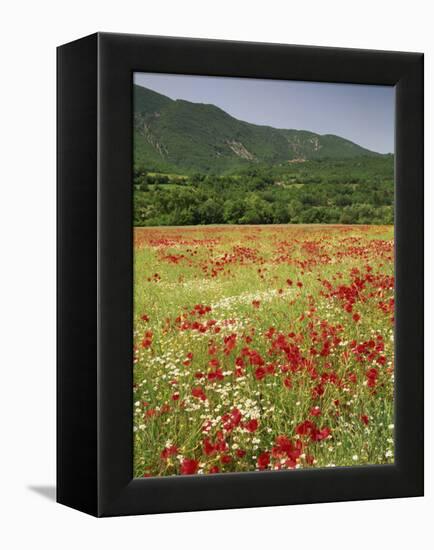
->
(57, 32), (424, 517)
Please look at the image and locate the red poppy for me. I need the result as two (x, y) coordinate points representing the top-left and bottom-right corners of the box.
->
(311, 427), (331, 441)
(296, 420), (316, 436)
(257, 452), (270, 470)
(366, 368), (379, 387)
(245, 418), (259, 433)
(230, 408), (242, 427)
(312, 383), (325, 399)
(284, 377), (292, 389)
(191, 386), (207, 401)
(310, 406), (321, 417)
(266, 364), (276, 375)
(203, 438), (216, 456)
(254, 366), (266, 380)
(180, 458), (199, 475)
(208, 368), (224, 381)
(208, 345), (218, 355)
(250, 351), (265, 366)
(272, 435), (300, 459)
(160, 445), (178, 459)
(352, 313), (361, 322)
(141, 338), (152, 348)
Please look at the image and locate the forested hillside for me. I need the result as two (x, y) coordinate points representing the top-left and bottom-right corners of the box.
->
(134, 84), (380, 174)
(133, 157), (394, 226)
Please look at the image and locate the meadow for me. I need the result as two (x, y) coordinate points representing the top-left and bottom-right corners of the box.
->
(133, 224), (394, 477)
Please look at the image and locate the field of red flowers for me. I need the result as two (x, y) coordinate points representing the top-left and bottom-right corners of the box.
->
(133, 224), (394, 477)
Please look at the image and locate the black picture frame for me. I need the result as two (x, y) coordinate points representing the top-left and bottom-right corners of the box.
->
(57, 32), (424, 517)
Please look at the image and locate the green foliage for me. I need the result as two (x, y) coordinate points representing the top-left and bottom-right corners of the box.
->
(133, 157), (394, 226)
(133, 85), (394, 227)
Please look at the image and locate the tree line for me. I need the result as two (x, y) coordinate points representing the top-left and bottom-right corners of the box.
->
(133, 158), (394, 226)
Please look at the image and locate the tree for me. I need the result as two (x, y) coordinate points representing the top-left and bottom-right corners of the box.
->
(241, 196), (273, 224)
(273, 203), (290, 224)
(198, 198), (224, 224)
(223, 200), (246, 224)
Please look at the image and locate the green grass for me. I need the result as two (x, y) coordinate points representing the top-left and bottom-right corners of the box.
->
(133, 224), (394, 477)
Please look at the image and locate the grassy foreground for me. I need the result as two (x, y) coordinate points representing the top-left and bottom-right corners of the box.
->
(133, 224), (394, 477)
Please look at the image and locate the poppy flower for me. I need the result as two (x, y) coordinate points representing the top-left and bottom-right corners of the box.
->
(141, 338), (152, 348)
(310, 406), (321, 417)
(208, 368), (224, 381)
(360, 414), (369, 425)
(180, 458), (199, 475)
(230, 408), (242, 427)
(245, 418), (259, 432)
(254, 366), (266, 380)
(257, 452), (270, 470)
(208, 345), (218, 355)
(311, 427), (331, 441)
(191, 386), (207, 401)
(160, 445), (178, 459)
(203, 438), (216, 456)
(312, 383), (325, 399)
(283, 377), (292, 389)
(296, 420), (316, 436)
(224, 334), (237, 354)
(250, 351), (265, 366)
(272, 435), (298, 457)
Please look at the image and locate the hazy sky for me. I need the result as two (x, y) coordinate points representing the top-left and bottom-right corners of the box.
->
(134, 72), (395, 154)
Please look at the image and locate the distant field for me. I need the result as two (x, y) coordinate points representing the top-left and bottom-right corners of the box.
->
(133, 224), (394, 477)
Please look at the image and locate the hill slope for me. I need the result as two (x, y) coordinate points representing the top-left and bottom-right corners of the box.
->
(133, 84), (381, 174)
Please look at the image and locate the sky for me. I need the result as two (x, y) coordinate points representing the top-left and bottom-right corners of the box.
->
(134, 72), (395, 154)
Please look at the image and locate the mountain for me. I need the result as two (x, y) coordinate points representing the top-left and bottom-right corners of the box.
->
(133, 84), (381, 174)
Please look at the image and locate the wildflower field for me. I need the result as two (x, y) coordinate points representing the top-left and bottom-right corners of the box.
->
(133, 224), (394, 477)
